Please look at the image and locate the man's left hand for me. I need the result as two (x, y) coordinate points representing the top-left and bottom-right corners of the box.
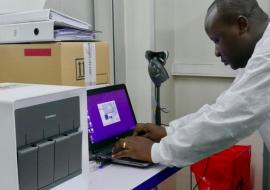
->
(112, 136), (154, 162)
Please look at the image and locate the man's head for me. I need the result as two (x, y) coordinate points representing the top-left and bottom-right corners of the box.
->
(205, 0), (269, 70)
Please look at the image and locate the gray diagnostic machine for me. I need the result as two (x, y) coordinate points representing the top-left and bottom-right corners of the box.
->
(0, 83), (89, 190)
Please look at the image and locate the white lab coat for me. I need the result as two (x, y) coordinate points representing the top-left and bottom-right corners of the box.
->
(151, 23), (270, 167)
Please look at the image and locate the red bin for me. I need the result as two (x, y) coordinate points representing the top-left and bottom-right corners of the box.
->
(191, 145), (251, 190)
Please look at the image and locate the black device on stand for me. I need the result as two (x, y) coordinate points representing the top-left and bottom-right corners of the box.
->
(145, 50), (169, 125)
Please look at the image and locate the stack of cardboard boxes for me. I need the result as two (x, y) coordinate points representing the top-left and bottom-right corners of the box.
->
(0, 9), (110, 86)
(0, 41), (110, 86)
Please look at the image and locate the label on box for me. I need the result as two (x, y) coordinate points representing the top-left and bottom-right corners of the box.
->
(83, 43), (97, 85)
(24, 48), (52, 56)
(75, 58), (85, 80)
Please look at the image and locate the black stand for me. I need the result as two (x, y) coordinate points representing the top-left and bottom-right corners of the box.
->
(155, 86), (161, 126)
(263, 144), (270, 189)
(145, 50), (169, 126)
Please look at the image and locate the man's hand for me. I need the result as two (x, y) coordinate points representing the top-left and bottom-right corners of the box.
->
(112, 136), (154, 162)
(133, 123), (166, 142)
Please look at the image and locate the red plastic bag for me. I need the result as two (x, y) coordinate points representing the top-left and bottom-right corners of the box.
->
(191, 145), (251, 190)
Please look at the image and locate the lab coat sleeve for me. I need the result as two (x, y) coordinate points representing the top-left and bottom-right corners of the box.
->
(152, 54), (270, 167)
(166, 102), (223, 136)
(166, 89), (228, 136)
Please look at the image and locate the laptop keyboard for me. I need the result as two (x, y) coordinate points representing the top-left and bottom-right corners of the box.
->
(95, 145), (113, 156)
(93, 146), (152, 166)
(96, 149), (149, 163)
(118, 157), (151, 163)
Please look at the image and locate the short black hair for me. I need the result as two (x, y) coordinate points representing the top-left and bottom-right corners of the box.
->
(207, 0), (269, 23)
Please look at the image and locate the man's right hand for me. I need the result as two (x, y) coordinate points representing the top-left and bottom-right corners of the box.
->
(133, 123), (166, 142)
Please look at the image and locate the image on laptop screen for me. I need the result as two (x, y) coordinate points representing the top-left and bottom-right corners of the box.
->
(87, 85), (137, 144)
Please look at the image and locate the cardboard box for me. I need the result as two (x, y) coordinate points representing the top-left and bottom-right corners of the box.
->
(0, 42), (110, 86)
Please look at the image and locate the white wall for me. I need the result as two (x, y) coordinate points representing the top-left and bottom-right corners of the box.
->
(93, 0), (115, 84)
(0, 0), (46, 14)
(155, 0), (176, 124)
(113, 0), (126, 84)
(123, 0), (154, 122)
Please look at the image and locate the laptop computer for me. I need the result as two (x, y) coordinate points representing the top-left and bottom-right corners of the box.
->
(87, 84), (153, 168)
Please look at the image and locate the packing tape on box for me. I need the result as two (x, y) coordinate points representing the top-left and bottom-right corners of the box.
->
(83, 42), (97, 86)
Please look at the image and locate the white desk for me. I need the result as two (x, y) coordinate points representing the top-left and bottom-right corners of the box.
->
(51, 162), (179, 190)
(88, 163), (180, 190)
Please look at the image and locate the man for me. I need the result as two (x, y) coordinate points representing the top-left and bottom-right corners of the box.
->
(113, 0), (270, 167)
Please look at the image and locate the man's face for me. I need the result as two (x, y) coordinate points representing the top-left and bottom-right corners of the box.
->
(205, 7), (250, 70)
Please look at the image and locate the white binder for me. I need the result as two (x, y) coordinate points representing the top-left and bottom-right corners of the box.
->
(0, 9), (91, 30)
(0, 21), (54, 43)
(0, 20), (95, 43)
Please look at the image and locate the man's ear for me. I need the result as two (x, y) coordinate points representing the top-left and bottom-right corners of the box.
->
(236, 16), (249, 34)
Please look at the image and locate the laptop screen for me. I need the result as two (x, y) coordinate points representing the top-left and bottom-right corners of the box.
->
(87, 85), (137, 144)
